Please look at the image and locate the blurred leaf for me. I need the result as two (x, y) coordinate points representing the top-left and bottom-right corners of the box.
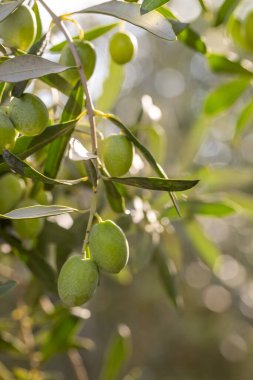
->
(3, 150), (87, 185)
(50, 23), (119, 53)
(184, 219), (220, 268)
(84, 159), (98, 189)
(162, 200), (237, 219)
(41, 308), (81, 361)
(77, 1), (178, 40)
(0, 55), (68, 83)
(0, 0), (24, 22)
(226, 192), (253, 218)
(178, 27), (207, 54)
(208, 54), (253, 76)
(154, 248), (178, 307)
(99, 112), (180, 214)
(0, 280), (17, 297)
(204, 77), (250, 115)
(140, 0), (170, 14)
(44, 83), (84, 180)
(0, 362), (15, 379)
(32, 1), (43, 43)
(214, 0), (238, 26)
(0, 334), (25, 355)
(1, 205), (78, 220)
(96, 60), (125, 112)
(234, 100), (253, 139)
(99, 325), (132, 380)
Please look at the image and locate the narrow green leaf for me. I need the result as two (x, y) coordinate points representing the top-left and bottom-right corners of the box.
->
(208, 54), (253, 76)
(0, 55), (68, 83)
(154, 248), (178, 307)
(40, 73), (72, 95)
(44, 84), (84, 180)
(107, 176), (199, 191)
(204, 77), (250, 115)
(0, 280), (17, 297)
(99, 325), (131, 380)
(3, 150), (87, 185)
(141, 0), (170, 15)
(1, 205), (78, 220)
(162, 200), (237, 218)
(50, 23), (119, 53)
(178, 27), (207, 54)
(96, 60), (124, 112)
(234, 100), (253, 139)
(32, 1), (43, 43)
(0, 0), (24, 22)
(102, 167), (125, 213)
(214, 0), (239, 26)
(76, 1), (177, 40)
(184, 219), (220, 268)
(0, 81), (6, 103)
(0, 120), (78, 175)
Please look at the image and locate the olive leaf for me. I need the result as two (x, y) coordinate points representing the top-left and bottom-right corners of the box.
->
(0, 280), (17, 297)
(0, 0), (24, 22)
(1, 205), (79, 220)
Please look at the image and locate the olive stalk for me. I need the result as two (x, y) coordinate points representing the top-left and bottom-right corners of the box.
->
(38, 1), (99, 251)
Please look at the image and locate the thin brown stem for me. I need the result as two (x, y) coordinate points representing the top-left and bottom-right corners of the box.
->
(68, 350), (90, 380)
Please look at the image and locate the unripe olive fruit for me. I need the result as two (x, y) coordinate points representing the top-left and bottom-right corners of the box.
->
(89, 220), (129, 274)
(13, 199), (44, 240)
(109, 32), (137, 65)
(0, 174), (24, 214)
(59, 41), (96, 84)
(102, 134), (134, 177)
(9, 93), (49, 136)
(227, 14), (252, 51)
(0, 5), (37, 51)
(57, 256), (99, 307)
(0, 112), (16, 153)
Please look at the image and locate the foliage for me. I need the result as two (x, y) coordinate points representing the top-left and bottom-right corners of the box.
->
(0, 0), (253, 379)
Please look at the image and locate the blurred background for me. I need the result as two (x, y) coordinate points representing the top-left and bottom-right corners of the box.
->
(1, 0), (253, 379)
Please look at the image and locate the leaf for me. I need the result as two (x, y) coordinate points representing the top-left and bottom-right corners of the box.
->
(162, 200), (237, 219)
(214, 0), (238, 27)
(141, 0), (170, 15)
(178, 27), (207, 54)
(154, 248), (178, 307)
(184, 219), (220, 268)
(32, 1), (43, 43)
(44, 83), (84, 180)
(40, 73), (72, 95)
(208, 54), (253, 76)
(106, 176), (199, 192)
(1, 205), (78, 220)
(0, 81), (6, 103)
(234, 100), (253, 139)
(204, 77), (250, 115)
(68, 138), (97, 161)
(102, 168), (125, 213)
(0, 0), (24, 22)
(96, 60), (125, 112)
(99, 325), (131, 380)
(77, 1), (178, 40)
(50, 23), (119, 53)
(3, 150), (87, 185)
(0, 55), (68, 83)
(0, 280), (17, 297)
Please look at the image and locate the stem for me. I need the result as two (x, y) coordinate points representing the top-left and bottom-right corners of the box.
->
(38, 0), (98, 162)
(39, 0), (99, 247)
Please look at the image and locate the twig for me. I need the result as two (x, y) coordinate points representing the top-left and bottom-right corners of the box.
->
(68, 350), (90, 380)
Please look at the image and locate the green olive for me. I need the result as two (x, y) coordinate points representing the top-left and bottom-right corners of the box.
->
(58, 256), (99, 306)
(102, 134), (134, 177)
(0, 111), (16, 153)
(109, 32), (137, 65)
(59, 40), (96, 84)
(13, 199), (45, 240)
(0, 174), (24, 214)
(0, 5), (37, 51)
(9, 93), (49, 136)
(89, 220), (129, 274)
